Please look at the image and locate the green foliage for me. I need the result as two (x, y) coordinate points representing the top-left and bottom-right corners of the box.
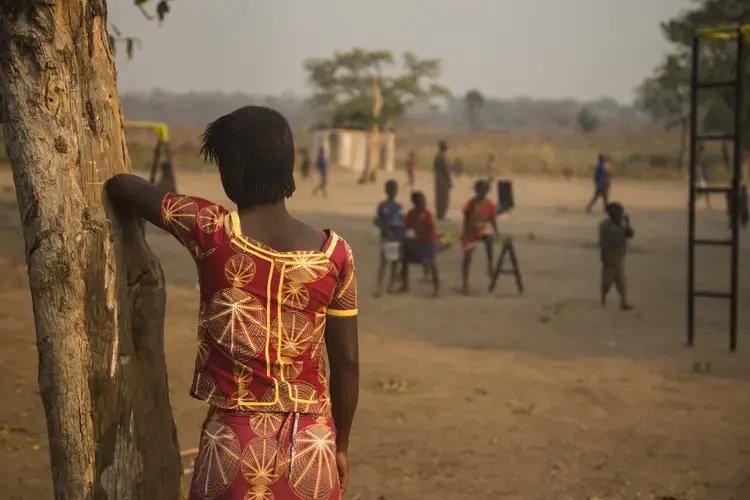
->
(109, 0), (171, 59)
(637, 0), (750, 136)
(463, 89), (485, 131)
(635, 55), (689, 128)
(134, 0), (171, 22)
(577, 106), (600, 133)
(303, 48), (451, 129)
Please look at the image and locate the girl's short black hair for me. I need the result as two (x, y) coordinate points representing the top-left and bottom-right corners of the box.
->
(200, 106), (295, 209)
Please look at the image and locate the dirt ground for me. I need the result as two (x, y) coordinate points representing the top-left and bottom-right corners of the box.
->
(1, 167), (750, 500)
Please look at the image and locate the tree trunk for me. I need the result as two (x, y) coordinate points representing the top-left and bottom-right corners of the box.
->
(0, 2), (182, 499)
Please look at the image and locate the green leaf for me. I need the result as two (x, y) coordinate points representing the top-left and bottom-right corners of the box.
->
(156, 0), (170, 22)
(126, 38), (135, 59)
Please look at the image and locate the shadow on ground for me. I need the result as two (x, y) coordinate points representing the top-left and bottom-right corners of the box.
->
(147, 206), (750, 381)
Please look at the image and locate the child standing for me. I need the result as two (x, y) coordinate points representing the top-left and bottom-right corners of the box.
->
(460, 179), (498, 294)
(374, 179), (405, 296)
(403, 191), (440, 295)
(405, 151), (417, 190)
(599, 201), (634, 310)
(299, 148), (311, 180)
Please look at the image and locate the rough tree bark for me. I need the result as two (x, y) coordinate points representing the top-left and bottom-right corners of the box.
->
(0, 1), (182, 499)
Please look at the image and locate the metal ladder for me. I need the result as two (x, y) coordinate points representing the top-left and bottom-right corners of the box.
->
(687, 26), (747, 351)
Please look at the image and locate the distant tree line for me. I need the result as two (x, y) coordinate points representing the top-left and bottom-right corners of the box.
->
(120, 89), (639, 133)
(117, 43), (643, 134)
(453, 90), (633, 132)
(120, 90), (316, 128)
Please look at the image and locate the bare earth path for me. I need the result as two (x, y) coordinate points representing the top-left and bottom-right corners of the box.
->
(0, 169), (749, 499)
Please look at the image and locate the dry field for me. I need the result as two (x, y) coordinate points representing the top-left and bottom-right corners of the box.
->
(121, 125), (711, 182)
(0, 167), (749, 499)
(0, 123), (729, 181)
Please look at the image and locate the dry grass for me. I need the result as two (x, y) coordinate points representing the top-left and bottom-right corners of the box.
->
(392, 128), (736, 181)
(125, 125), (725, 182)
(1, 124), (728, 182)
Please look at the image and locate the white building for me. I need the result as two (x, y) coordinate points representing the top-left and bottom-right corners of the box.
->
(311, 128), (395, 174)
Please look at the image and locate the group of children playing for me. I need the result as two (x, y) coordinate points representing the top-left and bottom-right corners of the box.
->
(374, 178), (500, 297)
(374, 177), (636, 310)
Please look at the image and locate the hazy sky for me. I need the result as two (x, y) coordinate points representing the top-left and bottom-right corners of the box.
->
(109, 0), (692, 103)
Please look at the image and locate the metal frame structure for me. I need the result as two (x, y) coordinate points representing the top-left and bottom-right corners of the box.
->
(123, 121), (174, 185)
(489, 237), (524, 295)
(687, 26), (748, 351)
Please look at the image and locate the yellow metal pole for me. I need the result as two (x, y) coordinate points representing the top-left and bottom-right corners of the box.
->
(695, 24), (750, 40)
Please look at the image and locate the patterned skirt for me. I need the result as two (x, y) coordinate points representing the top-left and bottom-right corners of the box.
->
(188, 409), (342, 500)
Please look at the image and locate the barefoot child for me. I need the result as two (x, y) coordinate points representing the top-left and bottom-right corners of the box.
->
(460, 179), (498, 294)
(599, 201), (634, 310)
(374, 179), (405, 296)
(403, 191), (440, 295)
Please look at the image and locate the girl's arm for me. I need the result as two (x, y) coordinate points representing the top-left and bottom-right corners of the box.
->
(326, 241), (360, 453)
(105, 173), (170, 231)
(325, 317), (359, 452)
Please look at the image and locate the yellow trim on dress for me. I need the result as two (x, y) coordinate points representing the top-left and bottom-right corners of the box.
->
(326, 308), (358, 318)
(230, 210), (337, 258)
(227, 209), (329, 409)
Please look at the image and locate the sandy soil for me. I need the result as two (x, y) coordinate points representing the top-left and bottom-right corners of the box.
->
(0, 168), (749, 500)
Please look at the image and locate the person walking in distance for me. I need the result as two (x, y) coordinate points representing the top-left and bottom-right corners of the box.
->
(405, 150), (417, 191)
(433, 140), (452, 221)
(299, 148), (311, 181)
(486, 153), (497, 184)
(586, 153), (612, 213)
(105, 106), (359, 499)
(313, 145), (329, 197)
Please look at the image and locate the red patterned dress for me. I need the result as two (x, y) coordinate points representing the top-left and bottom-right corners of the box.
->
(160, 193), (357, 500)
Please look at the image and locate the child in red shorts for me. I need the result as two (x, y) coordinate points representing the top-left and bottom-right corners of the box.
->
(461, 179), (498, 294)
(403, 191), (440, 295)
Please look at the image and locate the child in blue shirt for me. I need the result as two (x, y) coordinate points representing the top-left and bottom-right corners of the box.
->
(374, 179), (404, 296)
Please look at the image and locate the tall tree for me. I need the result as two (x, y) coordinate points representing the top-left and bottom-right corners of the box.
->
(304, 48), (451, 128)
(463, 89), (485, 131)
(0, 1), (182, 499)
(634, 55), (691, 168)
(639, 0), (750, 169)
